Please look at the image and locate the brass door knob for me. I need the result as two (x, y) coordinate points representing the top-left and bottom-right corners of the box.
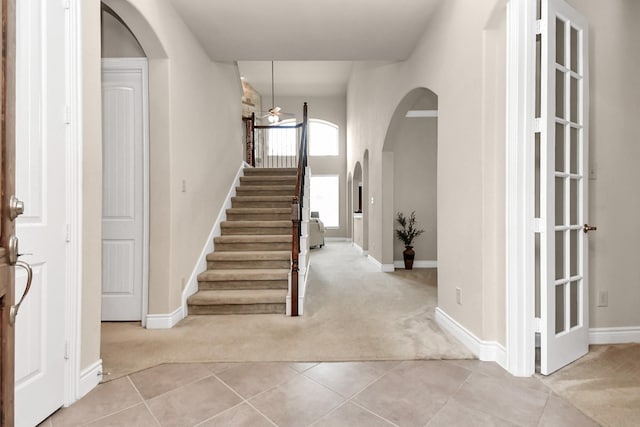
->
(584, 224), (597, 233)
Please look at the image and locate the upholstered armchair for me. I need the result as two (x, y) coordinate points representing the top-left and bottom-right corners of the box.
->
(309, 211), (325, 248)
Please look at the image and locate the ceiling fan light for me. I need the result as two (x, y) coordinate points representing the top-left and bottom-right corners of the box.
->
(268, 114), (279, 124)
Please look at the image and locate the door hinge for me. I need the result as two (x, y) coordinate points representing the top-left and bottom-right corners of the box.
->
(534, 117), (542, 133)
(66, 224), (71, 242)
(65, 341), (70, 360)
(64, 105), (71, 124)
(532, 218), (544, 233)
(536, 19), (542, 35)
(534, 317), (543, 333)
(63, 0), (71, 10)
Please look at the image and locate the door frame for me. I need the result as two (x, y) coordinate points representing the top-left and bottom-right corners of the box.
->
(101, 57), (150, 326)
(63, 0), (83, 404)
(505, 0), (539, 377)
(505, 0), (590, 377)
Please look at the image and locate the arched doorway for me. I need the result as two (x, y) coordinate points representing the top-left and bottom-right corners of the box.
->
(100, 1), (170, 322)
(381, 88), (438, 269)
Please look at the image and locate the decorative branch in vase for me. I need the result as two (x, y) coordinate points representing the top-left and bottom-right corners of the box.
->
(395, 211), (425, 270)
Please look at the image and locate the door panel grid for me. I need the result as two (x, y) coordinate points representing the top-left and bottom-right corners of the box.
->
(538, 0), (589, 375)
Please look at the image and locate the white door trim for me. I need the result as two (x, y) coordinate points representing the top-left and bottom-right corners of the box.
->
(505, 0), (537, 377)
(64, 0), (86, 404)
(101, 57), (150, 326)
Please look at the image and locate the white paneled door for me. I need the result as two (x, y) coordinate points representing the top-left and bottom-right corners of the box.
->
(101, 59), (148, 322)
(539, 0), (590, 375)
(14, 0), (67, 425)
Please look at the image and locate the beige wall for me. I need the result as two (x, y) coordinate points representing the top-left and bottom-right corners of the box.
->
(568, 0), (640, 329)
(103, 0), (243, 315)
(101, 9), (145, 57)
(347, 0), (506, 344)
(81, 0), (102, 370)
(275, 96), (348, 238)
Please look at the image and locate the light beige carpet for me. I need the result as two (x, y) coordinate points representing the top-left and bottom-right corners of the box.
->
(101, 242), (473, 380)
(539, 343), (640, 427)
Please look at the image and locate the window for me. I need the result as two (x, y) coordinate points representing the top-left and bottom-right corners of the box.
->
(310, 175), (339, 228)
(309, 120), (339, 156)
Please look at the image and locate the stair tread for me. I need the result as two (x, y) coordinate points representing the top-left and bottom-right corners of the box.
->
(232, 195), (294, 201)
(240, 176), (296, 182)
(198, 268), (289, 281)
(207, 251), (290, 261)
(214, 235), (292, 242)
(188, 289), (287, 305)
(227, 208), (291, 213)
(244, 168), (297, 174)
(221, 220), (291, 227)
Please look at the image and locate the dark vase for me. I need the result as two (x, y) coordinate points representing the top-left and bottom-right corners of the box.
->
(403, 246), (415, 270)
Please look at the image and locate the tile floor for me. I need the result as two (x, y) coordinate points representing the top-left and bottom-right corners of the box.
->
(40, 359), (599, 427)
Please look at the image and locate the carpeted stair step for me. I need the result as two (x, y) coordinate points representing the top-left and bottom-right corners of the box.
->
(187, 289), (287, 315)
(221, 220), (291, 235)
(214, 235), (292, 252)
(240, 176), (297, 186)
(226, 207), (291, 221)
(206, 251), (291, 270)
(231, 196), (293, 209)
(197, 268), (289, 290)
(236, 185), (296, 197)
(243, 168), (297, 177)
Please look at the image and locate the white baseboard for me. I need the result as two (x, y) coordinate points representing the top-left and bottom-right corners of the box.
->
(435, 307), (507, 369)
(182, 161), (247, 316)
(393, 260), (438, 268)
(381, 264), (395, 272)
(78, 359), (103, 401)
(366, 255), (395, 272)
(353, 242), (364, 255)
(146, 306), (184, 329)
(589, 326), (640, 345)
(325, 237), (349, 242)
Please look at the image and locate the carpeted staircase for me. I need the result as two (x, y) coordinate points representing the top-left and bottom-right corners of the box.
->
(187, 168), (297, 315)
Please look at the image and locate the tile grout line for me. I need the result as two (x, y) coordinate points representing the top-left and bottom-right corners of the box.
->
(210, 372), (279, 427)
(298, 364), (400, 427)
(135, 367), (216, 402)
(349, 401), (401, 427)
(534, 389), (553, 427)
(76, 376), (159, 426)
(126, 375), (163, 427)
(421, 365), (474, 427)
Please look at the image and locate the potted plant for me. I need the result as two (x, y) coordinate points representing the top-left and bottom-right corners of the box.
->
(395, 211), (424, 270)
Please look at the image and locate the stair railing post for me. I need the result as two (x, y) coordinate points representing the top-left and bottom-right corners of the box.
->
(250, 112), (256, 166)
(291, 197), (300, 316)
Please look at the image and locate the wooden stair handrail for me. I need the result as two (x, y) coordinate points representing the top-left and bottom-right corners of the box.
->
(290, 102), (308, 316)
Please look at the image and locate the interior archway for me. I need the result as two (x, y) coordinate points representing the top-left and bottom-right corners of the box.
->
(101, 0), (171, 318)
(381, 87), (438, 268)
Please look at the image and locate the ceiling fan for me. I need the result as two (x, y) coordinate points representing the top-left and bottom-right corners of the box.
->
(259, 61), (295, 124)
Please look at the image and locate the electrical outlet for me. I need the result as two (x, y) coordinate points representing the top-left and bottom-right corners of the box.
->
(597, 290), (608, 307)
(456, 288), (462, 305)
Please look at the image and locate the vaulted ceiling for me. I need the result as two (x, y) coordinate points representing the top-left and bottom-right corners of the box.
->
(168, 0), (442, 96)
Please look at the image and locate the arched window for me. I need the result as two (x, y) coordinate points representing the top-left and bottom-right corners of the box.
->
(309, 119), (339, 156)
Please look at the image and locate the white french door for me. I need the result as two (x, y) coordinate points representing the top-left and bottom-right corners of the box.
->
(539, 0), (590, 375)
(101, 59), (149, 322)
(15, 0), (67, 424)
